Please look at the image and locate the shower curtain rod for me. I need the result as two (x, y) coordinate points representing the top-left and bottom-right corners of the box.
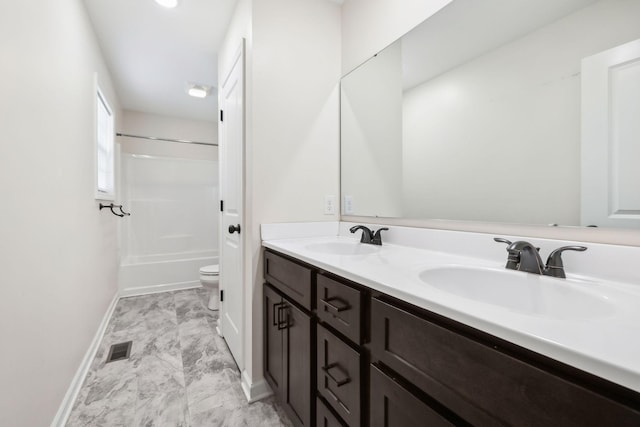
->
(116, 132), (218, 147)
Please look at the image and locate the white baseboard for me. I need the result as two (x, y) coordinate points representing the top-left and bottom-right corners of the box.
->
(52, 283), (213, 426)
(119, 281), (201, 298)
(241, 370), (273, 403)
(51, 293), (120, 427)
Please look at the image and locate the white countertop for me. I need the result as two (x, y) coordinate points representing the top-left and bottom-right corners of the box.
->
(262, 226), (640, 393)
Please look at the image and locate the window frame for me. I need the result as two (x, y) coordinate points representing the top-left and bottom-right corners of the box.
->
(94, 76), (115, 201)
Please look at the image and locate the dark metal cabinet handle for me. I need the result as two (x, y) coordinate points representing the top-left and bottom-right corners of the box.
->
(277, 304), (290, 330)
(272, 302), (285, 326)
(321, 362), (350, 387)
(320, 297), (350, 313)
(228, 224), (241, 234)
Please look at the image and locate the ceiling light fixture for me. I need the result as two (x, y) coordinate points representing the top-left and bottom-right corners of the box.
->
(186, 83), (213, 98)
(154, 0), (179, 9)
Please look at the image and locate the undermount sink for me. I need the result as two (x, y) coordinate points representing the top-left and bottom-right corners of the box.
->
(418, 266), (614, 319)
(305, 241), (379, 255)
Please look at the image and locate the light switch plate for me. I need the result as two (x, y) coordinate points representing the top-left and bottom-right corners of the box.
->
(344, 195), (354, 215)
(324, 195), (336, 215)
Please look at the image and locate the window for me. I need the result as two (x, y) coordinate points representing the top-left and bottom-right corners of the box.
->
(95, 82), (115, 200)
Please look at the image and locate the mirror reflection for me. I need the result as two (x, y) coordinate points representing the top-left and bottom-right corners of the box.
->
(341, 0), (640, 228)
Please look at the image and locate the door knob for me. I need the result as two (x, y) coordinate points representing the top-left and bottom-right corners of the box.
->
(228, 224), (241, 234)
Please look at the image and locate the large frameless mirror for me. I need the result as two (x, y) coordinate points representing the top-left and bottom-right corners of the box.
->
(341, 0), (640, 229)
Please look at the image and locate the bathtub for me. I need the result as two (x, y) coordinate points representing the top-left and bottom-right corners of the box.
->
(119, 251), (218, 297)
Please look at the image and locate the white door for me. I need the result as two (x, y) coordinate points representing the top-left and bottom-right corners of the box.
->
(582, 38), (640, 228)
(219, 41), (245, 368)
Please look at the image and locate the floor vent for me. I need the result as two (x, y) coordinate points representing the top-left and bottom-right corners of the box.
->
(106, 341), (132, 363)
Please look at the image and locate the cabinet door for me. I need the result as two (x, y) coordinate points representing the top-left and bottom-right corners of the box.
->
(264, 285), (284, 400)
(370, 364), (455, 427)
(283, 298), (312, 427)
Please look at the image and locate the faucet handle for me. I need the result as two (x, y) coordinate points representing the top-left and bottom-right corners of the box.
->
(494, 237), (518, 270)
(493, 237), (513, 246)
(372, 228), (389, 245)
(545, 246), (587, 278)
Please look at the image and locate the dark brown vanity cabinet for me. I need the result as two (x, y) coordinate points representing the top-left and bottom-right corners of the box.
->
(370, 296), (640, 427)
(263, 248), (640, 427)
(264, 252), (314, 427)
(264, 249), (367, 427)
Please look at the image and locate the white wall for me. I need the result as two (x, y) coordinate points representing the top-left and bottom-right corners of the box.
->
(341, 40), (403, 217)
(120, 110), (217, 159)
(218, 0), (252, 88)
(218, 0), (341, 398)
(0, 0), (120, 425)
(121, 110), (218, 146)
(249, 0), (341, 388)
(402, 0), (640, 225)
(341, 0), (452, 74)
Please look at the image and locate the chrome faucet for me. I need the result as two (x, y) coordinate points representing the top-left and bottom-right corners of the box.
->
(494, 238), (586, 278)
(350, 225), (388, 245)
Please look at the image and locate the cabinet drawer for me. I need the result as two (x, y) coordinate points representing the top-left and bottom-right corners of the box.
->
(317, 397), (346, 427)
(370, 364), (454, 427)
(317, 324), (361, 427)
(371, 298), (640, 426)
(264, 250), (313, 310)
(317, 274), (362, 344)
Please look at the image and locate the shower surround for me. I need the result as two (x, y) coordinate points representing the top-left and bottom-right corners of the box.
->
(119, 154), (219, 295)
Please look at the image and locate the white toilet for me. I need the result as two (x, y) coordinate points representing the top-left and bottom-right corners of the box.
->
(199, 264), (219, 310)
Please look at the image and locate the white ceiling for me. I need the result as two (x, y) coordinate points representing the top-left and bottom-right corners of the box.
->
(84, 0), (237, 122)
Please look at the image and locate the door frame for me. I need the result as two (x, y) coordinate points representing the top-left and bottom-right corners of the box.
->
(218, 40), (246, 368)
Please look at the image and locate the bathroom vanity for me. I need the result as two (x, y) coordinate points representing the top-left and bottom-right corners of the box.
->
(262, 223), (640, 427)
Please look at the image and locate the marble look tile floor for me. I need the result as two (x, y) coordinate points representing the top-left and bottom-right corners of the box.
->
(67, 288), (292, 427)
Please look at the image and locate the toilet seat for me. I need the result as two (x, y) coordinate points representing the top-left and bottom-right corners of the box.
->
(200, 264), (219, 276)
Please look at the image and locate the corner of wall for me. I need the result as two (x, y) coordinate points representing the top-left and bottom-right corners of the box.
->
(240, 370), (273, 403)
(51, 293), (120, 427)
